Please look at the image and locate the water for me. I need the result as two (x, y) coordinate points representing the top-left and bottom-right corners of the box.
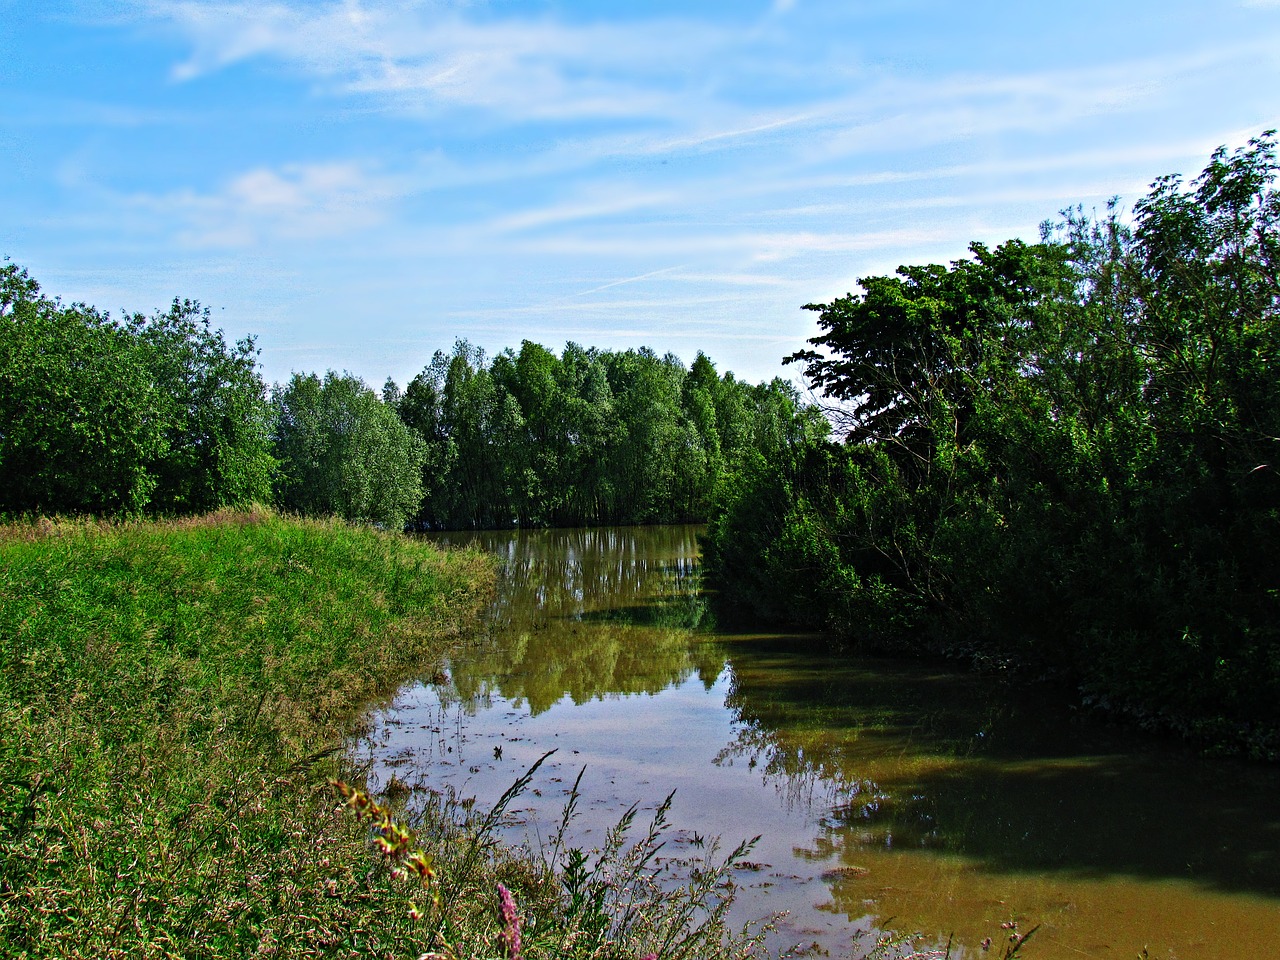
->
(362, 525), (1280, 958)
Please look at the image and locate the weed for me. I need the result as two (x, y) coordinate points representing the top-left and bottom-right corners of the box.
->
(330, 756), (767, 960)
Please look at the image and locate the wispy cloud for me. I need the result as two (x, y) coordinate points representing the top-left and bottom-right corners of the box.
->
(569, 266), (687, 299)
(487, 190), (681, 234)
(18, 0), (1280, 390)
(132, 0), (736, 122)
(119, 0), (1280, 184)
(127, 160), (400, 247)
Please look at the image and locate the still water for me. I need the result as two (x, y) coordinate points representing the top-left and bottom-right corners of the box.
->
(363, 525), (1280, 958)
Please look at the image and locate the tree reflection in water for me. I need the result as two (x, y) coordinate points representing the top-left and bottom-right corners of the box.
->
(428, 526), (722, 715)
(401, 525), (1280, 960)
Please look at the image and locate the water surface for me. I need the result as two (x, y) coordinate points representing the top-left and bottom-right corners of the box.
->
(364, 525), (1280, 958)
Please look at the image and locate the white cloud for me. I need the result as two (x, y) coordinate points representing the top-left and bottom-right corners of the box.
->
(119, 0), (1280, 185)
(33, 0), (1280, 392)
(486, 190), (681, 234)
(132, 0), (734, 123)
(127, 160), (400, 248)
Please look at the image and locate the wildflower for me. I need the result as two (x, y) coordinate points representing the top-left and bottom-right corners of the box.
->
(496, 883), (522, 960)
(407, 850), (436, 882)
(332, 779), (373, 817)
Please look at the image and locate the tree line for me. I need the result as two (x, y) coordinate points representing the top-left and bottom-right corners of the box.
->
(702, 132), (1280, 757)
(0, 263), (825, 529)
(8, 131), (1276, 755)
(387, 339), (826, 528)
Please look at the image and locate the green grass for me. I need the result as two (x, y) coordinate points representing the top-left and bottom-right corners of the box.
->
(0, 508), (496, 957)
(0, 510), (764, 960)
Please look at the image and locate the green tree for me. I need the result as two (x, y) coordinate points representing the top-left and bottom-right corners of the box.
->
(605, 349), (687, 522)
(132, 299), (275, 514)
(394, 339), (827, 529)
(0, 262), (166, 515)
(706, 133), (1280, 756)
(272, 372), (426, 528)
(0, 261), (275, 518)
(441, 343), (511, 527)
(555, 342), (620, 523)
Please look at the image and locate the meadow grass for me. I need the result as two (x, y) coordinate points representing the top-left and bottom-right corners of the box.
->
(0, 510), (765, 959)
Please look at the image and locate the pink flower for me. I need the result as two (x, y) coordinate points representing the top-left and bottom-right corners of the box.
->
(497, 883), (522, 960)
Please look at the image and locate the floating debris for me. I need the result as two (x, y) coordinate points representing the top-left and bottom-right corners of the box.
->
(819, 865), (870, 881)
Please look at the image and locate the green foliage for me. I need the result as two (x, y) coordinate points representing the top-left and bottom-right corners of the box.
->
(1, 262), (167, 514)
(273, 371), (427, 529)
(0, 260), (275, 518)
(704, 133), (1280, 757)
(390, 339), (825, 529)
(132, 299), (275, 513)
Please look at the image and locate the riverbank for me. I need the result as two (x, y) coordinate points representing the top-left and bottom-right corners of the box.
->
(0, 511), (758, 958)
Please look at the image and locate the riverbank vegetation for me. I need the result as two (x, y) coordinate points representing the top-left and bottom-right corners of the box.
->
(0, 259), (824, 529)
(703, 132), (1280, 759)
(0, 510), (762, 958)
(390, 340), (827, 529)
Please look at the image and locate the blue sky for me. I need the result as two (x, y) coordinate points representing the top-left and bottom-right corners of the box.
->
(4, 0), (1280, 389)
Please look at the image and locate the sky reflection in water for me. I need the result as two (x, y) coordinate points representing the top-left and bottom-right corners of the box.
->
(363, 526), (1280, 960)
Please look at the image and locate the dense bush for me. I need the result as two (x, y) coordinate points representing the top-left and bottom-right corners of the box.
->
(0, 261), (274, 517)
(704, 133), (1280, 757)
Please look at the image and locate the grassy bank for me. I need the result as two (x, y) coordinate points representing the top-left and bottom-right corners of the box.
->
(0, 509), (489, 956)
(0, 510), (760, 960)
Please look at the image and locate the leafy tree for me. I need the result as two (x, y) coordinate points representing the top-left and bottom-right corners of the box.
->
(0, 261), (275, 518)
(554, 342), (620, 523)
(392, 338), (826, 529)
(441, 344), (511, 527)
(394, 350), (457, 527)
(131, 299), (275, 513)
(705, 133), (1280, 756)
(602, 349), (682, 521)
(786, 238), (1075, 460)
(273, 372), (426, 528)
(0, 263), (164, 515)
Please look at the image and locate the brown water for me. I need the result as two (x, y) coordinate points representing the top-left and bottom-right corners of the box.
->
(362, 525), (1280, 959)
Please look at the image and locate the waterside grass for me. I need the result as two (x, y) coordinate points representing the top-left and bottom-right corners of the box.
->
(0, 509), (769, 960)
(0, 508), (504, 957)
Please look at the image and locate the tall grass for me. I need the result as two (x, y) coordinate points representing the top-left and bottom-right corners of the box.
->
(0, 509), (767, 959)
(328, 753), (767, 960)
(0, 508), (494, 957)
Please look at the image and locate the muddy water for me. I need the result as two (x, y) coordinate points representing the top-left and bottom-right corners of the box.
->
(363, 525), (1280, 959)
